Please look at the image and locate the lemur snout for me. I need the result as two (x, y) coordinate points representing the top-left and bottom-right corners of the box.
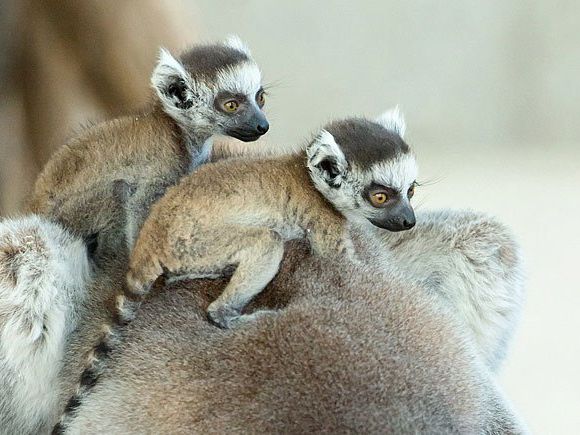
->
(390, 213), (416, 231)
(370, 207), (416, 232)
(255, 119), (269, 134)
(228, 113), (269, 142)
(401, 217), (416, 230)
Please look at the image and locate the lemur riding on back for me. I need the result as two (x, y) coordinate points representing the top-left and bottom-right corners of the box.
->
(19, 37), (269, 434)
(127, 108), (418, 328)
(28, 36), (269, 246)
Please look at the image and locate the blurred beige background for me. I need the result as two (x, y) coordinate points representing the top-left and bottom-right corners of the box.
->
(1, 1), (579, 432)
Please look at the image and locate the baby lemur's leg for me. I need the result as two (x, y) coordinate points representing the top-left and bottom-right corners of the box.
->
(126, 245), (165, 298)
(207, 228), (284, 329)
(128, 226), (284, 328)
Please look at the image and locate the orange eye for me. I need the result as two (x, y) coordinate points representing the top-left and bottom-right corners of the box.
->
(370, 192), (388, 207)
(256, 90), (266, 108)
(408, 185), (415, 199)
(223, 100), (239, 112)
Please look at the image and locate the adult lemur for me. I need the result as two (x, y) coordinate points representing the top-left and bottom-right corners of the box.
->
(64, 237), (526, 433)
(0, 209), (525, 434)
(57, 111), (524, 433)
(0, 37), (270, 434)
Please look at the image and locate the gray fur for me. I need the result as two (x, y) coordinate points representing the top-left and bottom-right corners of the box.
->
(325, 117), (410, 170)
(178, 44), (250, 80)
(0, 216), (91, 434)
(65, 228), (527, 433)
(0, 208), (526, 433)
(378, 209), (525, 370)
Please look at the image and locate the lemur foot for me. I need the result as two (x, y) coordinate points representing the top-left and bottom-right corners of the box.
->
(207, 303), (241, 329)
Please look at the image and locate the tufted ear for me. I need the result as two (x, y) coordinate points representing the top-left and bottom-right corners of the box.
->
(375, 106), (406, 138)
(150, 48), (194, 113)
(306, 130), (348, 187)
(224, 34), (251, 56)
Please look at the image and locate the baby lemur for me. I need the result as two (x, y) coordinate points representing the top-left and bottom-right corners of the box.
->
(28, 36), (268, 249)
(127, 109), (418, 328)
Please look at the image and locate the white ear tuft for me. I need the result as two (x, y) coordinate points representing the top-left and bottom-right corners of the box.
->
(375, 106), (406, 138)
(153, 48), (188, 81)
(306, 130), (343, 165)
(151, 48), (194, 118)
(306, 130), (348, 184)
(224, 35), (251, 56)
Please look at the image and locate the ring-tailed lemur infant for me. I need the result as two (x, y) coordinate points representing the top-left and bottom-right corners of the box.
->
(127, 110), (418, 328)
(28, 36), (269, 250)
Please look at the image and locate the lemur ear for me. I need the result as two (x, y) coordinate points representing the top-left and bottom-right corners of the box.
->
(307, 130), (348, 187)
(375, 106), (406, 138)
(151, 48), (194, 112)
(224, 35), (251, 56)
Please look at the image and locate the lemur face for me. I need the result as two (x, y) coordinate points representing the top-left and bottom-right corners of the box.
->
(152, 36), (268, 142)
(307, 109), (418, 232)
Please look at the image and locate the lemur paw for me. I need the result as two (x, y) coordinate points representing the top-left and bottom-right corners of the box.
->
(207, 303), (242, 329)
(125, 270), (150, 298)
(207, 303), (277, 329)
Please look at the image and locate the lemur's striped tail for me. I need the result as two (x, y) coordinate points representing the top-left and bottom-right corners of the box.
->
(52, 291), (142, 434)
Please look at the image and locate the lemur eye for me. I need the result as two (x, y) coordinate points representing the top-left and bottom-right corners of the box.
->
(370, 192), (388, 207)
(408, 185), (416, 199)
(223, 100), (239, 112)
(256, 90), (266, 108)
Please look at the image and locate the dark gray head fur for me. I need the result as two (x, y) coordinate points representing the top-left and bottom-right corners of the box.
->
(324, 118), (410, 170)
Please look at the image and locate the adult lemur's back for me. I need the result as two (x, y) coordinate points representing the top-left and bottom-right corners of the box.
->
(65, 237), (526, 434)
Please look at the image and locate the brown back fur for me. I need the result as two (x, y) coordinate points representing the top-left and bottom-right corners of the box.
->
(28, 106), (188, 222)
(66, 238), (523, 433)
(126, 152), (349, 326)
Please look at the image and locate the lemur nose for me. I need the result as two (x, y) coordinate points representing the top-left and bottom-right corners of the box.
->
(256, 121), (269, 134)
(402, 218), (415, 230)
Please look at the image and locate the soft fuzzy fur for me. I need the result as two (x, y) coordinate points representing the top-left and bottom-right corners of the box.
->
(0, 216), (90, 434)
(65, 234), (526, 433)
(378, 208), (525, 370)
(126, 116), (417, 328)
(28, 36), (266, 234)
(0, 208), (526, 433)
